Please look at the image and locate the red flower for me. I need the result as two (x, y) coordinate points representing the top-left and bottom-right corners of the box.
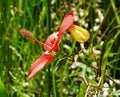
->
(20, 29), (59, 79)
(44, 32), (59, 52)
(28, 53), (54, 79)
(58, 11), (74, 39)
(20, 11), (90, 79)
(20, 29), (59, 52)
(58, 11), (90, 43)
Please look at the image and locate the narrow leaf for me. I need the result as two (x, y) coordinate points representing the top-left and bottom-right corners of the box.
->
(0, 80), (9, 97)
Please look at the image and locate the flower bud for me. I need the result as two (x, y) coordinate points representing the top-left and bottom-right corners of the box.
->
(69, 25), (90, 43)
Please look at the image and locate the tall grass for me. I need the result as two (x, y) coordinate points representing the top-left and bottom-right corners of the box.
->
(0, 0), (120, 97)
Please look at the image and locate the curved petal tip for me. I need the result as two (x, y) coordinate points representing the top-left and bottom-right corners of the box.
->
(58, 11), (74, 39)
(28, 53), (54, 79)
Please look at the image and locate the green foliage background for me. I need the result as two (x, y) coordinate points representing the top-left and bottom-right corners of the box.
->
(0, 0), (120, 97)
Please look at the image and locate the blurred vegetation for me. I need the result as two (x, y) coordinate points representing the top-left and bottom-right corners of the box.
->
(0, 0), (120, 97)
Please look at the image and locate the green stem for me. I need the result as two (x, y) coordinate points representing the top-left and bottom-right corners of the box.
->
(64, 40), (76, 71)
(18, 0), (23, 10)
(63, 40), (76, 95)
(52, 68), (57, 97)
(46, 0), (51, 96)
(56, 0), (60, 10)
(47, 0), (51, 35)
(110, 0), (120, 24)
(100, 26), (120, 86)
(60, 66), (63, 97)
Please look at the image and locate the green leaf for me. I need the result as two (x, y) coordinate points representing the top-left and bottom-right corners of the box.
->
(86, 76), (98, 86)
(20, 92), (30, 97)
(112, 89), (120, 96)
(0, 81), (9, 97)
(100, 25), (120, 84)
(77, 82), (86, 97)
(63, 44), (71, 52)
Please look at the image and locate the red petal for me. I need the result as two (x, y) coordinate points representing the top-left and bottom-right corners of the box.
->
(28, 53), (54, 79)
(44, 32), (59, 52)
(58, 11), (74, 39)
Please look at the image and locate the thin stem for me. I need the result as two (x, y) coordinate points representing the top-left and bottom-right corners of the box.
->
(60, 66), (63, 97)
(106, 74), (120, 87)
(47, 0), (51, 35)
(46, 0), (51, 97)
(90, 44), (100, 76)
(110, 0), (120, 24)
(52, 71), (57, 97)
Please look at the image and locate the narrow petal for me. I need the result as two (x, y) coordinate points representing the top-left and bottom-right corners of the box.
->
(28, 53), (54, 79)
(44, 32), (59, 52)
(69, 25), (90, 43)
(58, 11), (74, 39)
